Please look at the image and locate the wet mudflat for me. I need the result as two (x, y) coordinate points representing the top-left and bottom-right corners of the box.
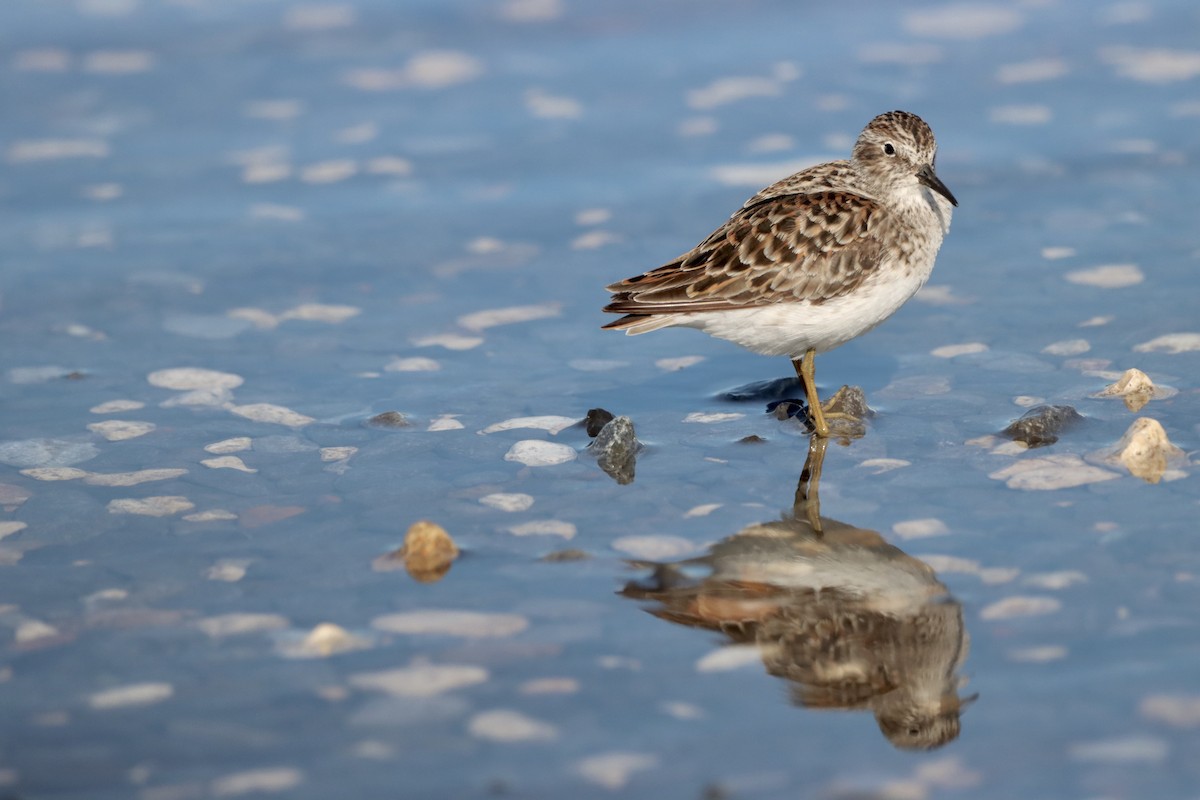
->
(2, 1), (1200, 798)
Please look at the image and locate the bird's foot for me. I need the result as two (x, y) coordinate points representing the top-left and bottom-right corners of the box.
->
(768, 386), (870, 440)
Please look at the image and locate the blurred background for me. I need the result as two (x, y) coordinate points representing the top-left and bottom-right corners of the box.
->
(1, 1), (1199, 798)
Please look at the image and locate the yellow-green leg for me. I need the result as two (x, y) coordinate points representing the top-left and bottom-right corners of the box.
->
(794, 434), (828, 534)
(792, 348), (829, 438)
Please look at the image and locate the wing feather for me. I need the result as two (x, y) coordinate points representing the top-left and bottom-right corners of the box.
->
(604, 191), (882, 317)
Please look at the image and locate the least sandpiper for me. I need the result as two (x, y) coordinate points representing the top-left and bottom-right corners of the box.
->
(603, 110), (957, 437)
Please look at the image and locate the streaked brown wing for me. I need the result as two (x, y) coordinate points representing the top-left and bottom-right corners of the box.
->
(604, 190), (882, 315)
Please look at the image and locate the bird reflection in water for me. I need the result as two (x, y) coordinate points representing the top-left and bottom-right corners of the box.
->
(621, 438), (974, 750)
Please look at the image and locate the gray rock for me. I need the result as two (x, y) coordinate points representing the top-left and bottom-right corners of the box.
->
(1003, 405), (1083, 448)
(590, 415), (640, 485)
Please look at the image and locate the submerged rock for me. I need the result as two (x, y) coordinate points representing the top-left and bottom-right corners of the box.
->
(375, 520), (460, 582)
(717, 377), (802, 403)
(1096, 418), (1187, 484)
(366, 411), (410, 429)
(1093, 368), (1176, 412)
(590, 415), (640, 485)
(822, 385), (871, 439)
(541, 548), (591, 562)
(0, 438), (100, 468)
(1002, 405), (1083, 448)
(824, 385), (871, 420)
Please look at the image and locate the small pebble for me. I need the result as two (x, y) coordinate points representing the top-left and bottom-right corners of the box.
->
(481, 415), (577, 435)
(88, 682), (173, 710)
(507, 520), (576, 539)
(980, 596), (1062, 620)
(84, 468), (188, 487)
(196, 613), (289, 637)
(0, 522), (27, 541)
(655, 355), (705, 371)
(1098, 417), (1187, 484)
(0, 483), (32, 507)
(1068, 735), (1168, 764)
(520, 677), (580, 694)
(211, 767), (304, 797)
(1064, 263), (1143, 288)
(457, 303), (560, 332)
(503, 440), (577, 467)
(574, 752), (659, 791)
(1093, 368), (1174, 412)
(1133, 332), (1200, 354)
(683, 412), (743, 423)
(695, 645), (762, 672)
(107, 496), (195, 517)
(541, 549), (590, 562)
(989, 455), (1119, 490)
(281, 623), (371, 658)
(467, 709), (558, 742)
(375, 520), (459, 582)
(277, 303), (360, 323)
(1041, 338), (1090, 356)
(931, 342), (988, 358)
(87, 420), (156, 441)
(183, 509), (238, 522)
(201, 457), (256, 473)
(372, 610), (528, 637)
(147, 367), (244, 391)
(229, 404), (314, 428)
(1140, 694), (1200, 728)
(479, 493), (534, 512)
(320, 446), (357, 462)
(20, 467), (89, 482)
(89, 400), (145, 414)
(205, 437), (252, 454)
(892, 518), (950, 540)
(612, 535), (695, 560)
(384, 357), (440, 372)
(348, 663), (488, 697)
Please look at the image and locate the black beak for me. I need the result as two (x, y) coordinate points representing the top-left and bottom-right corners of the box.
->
(916, 164), (958, 207)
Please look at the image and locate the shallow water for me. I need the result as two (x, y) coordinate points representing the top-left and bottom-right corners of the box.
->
(2, 1), (1200, 798)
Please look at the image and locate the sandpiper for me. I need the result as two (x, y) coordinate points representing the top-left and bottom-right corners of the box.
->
(603, 110), (957, 437)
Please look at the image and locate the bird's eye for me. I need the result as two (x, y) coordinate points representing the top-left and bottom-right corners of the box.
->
(883, 143), (896, 156)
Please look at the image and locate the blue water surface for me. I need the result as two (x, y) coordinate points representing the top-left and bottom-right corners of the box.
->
(2, 1), (1200, 798)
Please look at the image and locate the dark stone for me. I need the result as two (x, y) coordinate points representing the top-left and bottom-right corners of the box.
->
(1002, 404), (1083, 447)
(590, 415), (640, 485)
(584, 407), (615, 437)
(541, 548), (591, 562)
(738, 435), (767, 444)
(718, 377), (803, 402)
(366, 411), (410, 429)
